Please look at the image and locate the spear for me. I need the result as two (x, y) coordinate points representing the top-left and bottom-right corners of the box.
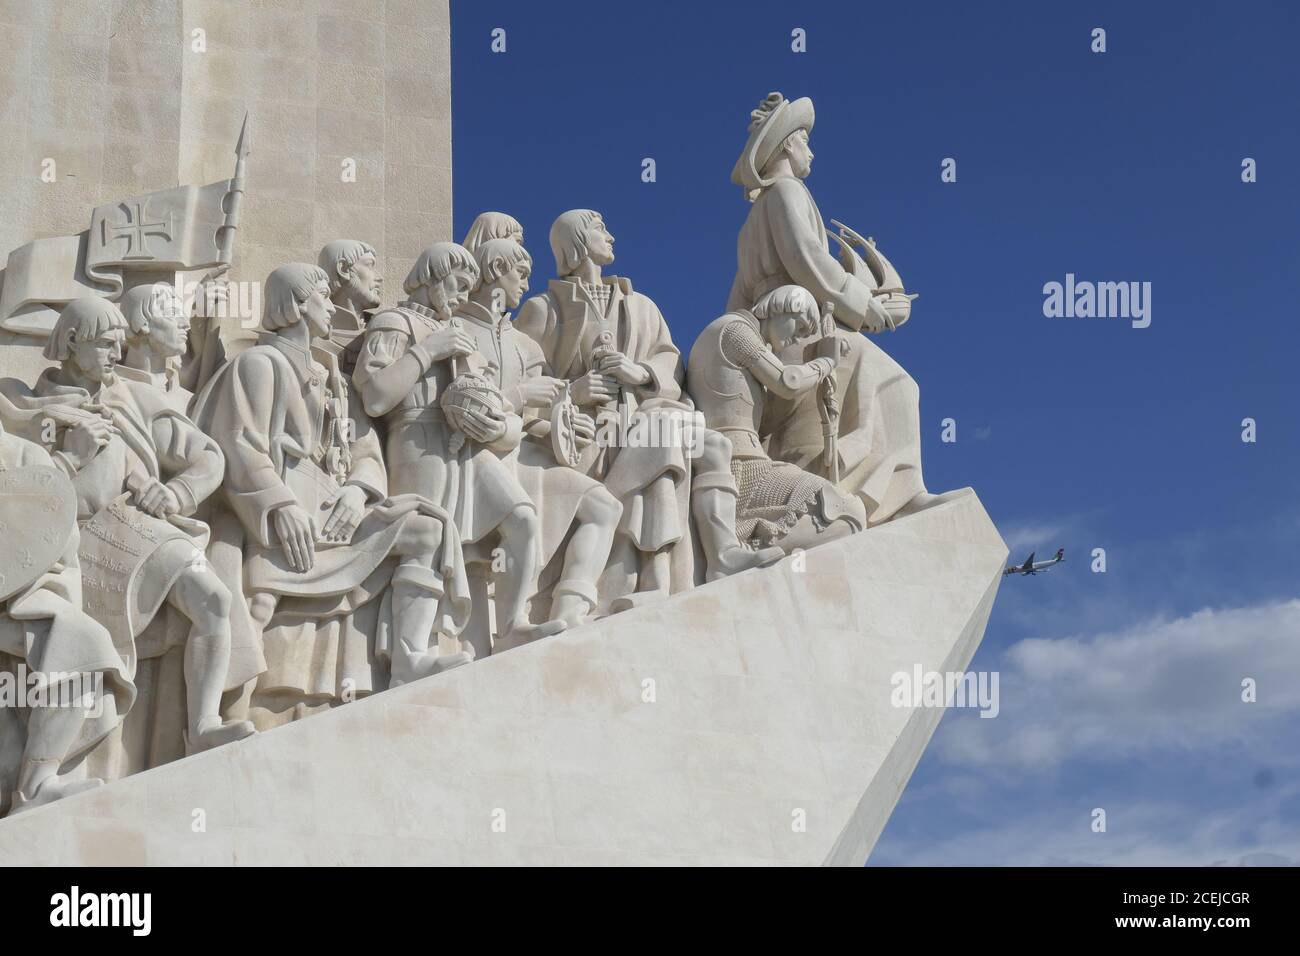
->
(216, 112), (250, 272)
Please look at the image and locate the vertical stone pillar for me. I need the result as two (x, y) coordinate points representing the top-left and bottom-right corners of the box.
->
(0, 0), (452, 382)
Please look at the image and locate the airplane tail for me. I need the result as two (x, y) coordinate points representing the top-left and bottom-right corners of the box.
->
(1055, 548), (1065, 560)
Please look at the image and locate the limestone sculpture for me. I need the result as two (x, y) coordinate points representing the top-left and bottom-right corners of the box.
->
(0, 425), (134, 815)
(190, 264), (474, 705)
(515, 210), (781, 611)
(0, 91), (968, 817)
(118, 283), (195, 415)
(457, 238), (621, 635)
(688, 285), (866, 550)
(0, 298), (255, 764)
(354, 244), (562, 651)
(728, 92), (966, 524)
(462, 211), (525, 254)
(317, 239), (383, 377)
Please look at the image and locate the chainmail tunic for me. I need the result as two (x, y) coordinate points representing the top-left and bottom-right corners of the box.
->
(731, 456), (828, 547)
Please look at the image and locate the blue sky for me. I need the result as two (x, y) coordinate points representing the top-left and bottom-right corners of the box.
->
(450, 0), (1300, 864)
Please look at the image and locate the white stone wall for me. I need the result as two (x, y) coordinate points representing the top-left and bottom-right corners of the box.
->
(0, 0), (452, 382)
(0, 493), (1007, 866)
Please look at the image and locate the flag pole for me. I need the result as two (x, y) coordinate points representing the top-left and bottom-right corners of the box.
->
(216, 112), (250, 273)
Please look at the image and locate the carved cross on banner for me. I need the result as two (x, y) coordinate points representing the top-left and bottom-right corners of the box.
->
(103, 200), (174, 259)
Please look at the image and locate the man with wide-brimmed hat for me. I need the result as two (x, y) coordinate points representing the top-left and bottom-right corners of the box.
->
(726, 92), (968, 526)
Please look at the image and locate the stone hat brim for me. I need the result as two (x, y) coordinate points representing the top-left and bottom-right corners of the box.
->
(730, 96), (815, 193)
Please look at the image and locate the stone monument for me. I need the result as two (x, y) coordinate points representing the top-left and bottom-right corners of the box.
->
(0, 1), (1006, 864)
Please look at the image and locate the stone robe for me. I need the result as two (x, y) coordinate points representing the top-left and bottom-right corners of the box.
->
(515, 276), (694, 607)
(1, 370), (223, 668)
(727, 176), (926, 522)
(355, 300), (534, 552)
(116, 362), (193, 416)
(178, 314), (225, 397)
(0, 432), (134, 807)
(319, 303), (368, 379)
(456, 299), (607, 577)
(191, 333), (471, 724)
(0, 369), (228, 777)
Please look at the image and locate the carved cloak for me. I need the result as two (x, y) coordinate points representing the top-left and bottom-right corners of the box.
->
(726, 176), (927, 522)
(0, 432), (135, 797)
(516, 276), (694, 608)
(2, 370), (224, 667)
(355, 301), (535, 549)
(191, 334), (471, 718)
(455, 299), (597, 568)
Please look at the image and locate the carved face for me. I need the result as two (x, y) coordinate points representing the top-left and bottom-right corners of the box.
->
(69, 327), (124, 384)
(146, 286), (189, 359)
(300, 279), (337, 339)
(339, 252), (383, 310)
(428, 268), (475, 321)
(584, 218), (615, 266)
(785, 129), (814, 178)
(759, 314), (800, 351)
(495, 260), (531, 311)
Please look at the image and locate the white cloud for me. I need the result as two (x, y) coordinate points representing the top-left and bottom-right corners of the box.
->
(936, 600), (1300, 771)
(873, 794), (1300, 867)
(1000, 519), (1068, 557)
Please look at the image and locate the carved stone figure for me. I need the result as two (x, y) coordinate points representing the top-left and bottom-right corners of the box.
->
(191, 264), (474, 704)
(0, 87), (976, 809)
(458, 238), (621, 635)
(178, 274), (231, 398)
(688, 285), (866, 551)
(462, 211), (524, 255)
(0, 425), (134, 815)
(118, 282), (194, 414)
(317, 239), (383, 376)
(728, 92), (966, 524)
(516, 210), (780, 609)
(355, 243), (562, 648)
(0, 298), (255, 760)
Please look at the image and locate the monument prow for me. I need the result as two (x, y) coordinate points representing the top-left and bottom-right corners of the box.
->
(0, 492), (1005, 866)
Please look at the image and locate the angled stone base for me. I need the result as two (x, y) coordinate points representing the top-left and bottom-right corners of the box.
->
(0, 491), (1006, 866)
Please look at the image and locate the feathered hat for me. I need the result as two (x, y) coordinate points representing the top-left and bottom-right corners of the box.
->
(730, 92), (815, 198)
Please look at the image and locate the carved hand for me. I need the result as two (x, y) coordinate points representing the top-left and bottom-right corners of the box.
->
(816, 330), (843, 362)
(596, 351), (650, 386)
(457, 406), (507, 445)
(420, 326), (477, 363)
(63, 417), (117, 465)
(820, 301), (837, 338)
(863, 295), (893, 334)
(320, 485), (367, 543)
(273, 503), (316, 573)
(519, 376), (567, 408)
(572, 411), (596, 449)
(570, 370), (618, 406)
(133, 478), (181, 518)
(193, 275), (230, 319)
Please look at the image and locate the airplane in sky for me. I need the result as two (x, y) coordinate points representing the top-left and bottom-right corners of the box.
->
(1003, 549), (1065, 576)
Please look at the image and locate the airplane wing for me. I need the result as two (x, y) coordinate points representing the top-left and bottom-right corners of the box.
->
(1021, 552), (1035, 572)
